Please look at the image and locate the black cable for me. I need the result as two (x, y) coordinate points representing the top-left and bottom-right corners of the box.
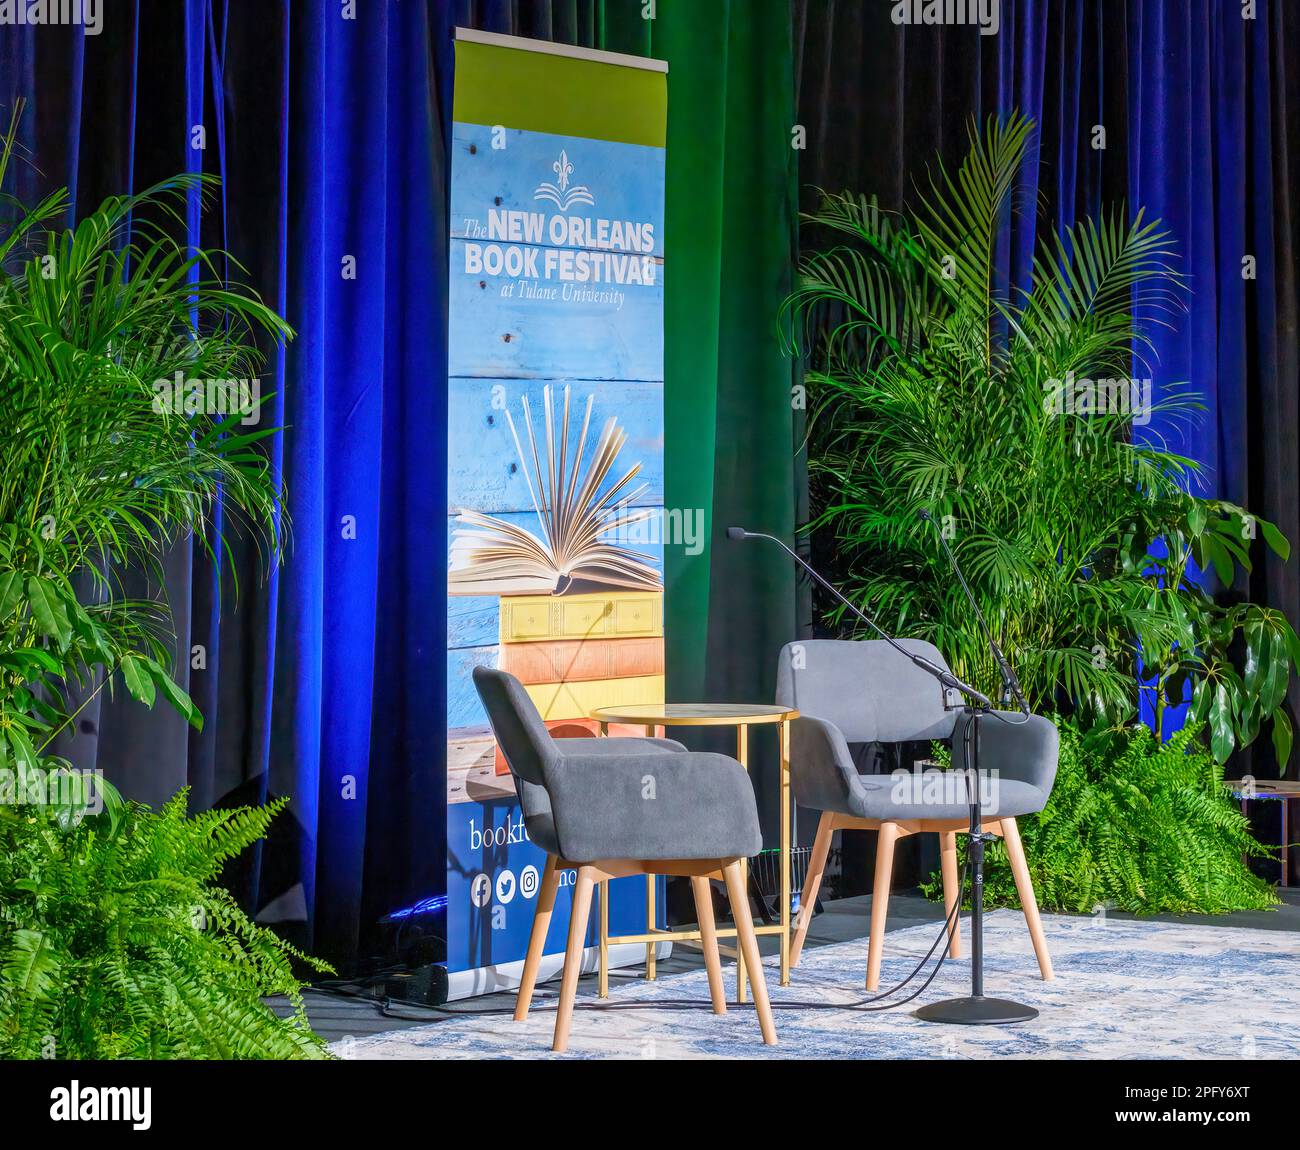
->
(317, 723), (1000, 1028)
(317, 726), (987, 1024)
(313, 855), (972, 1022)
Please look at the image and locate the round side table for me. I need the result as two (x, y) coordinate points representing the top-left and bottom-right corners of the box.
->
(590, 703), (799, 1004)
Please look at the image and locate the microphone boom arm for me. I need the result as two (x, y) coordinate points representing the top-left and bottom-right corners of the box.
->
(727, 527), (992, 709)
(917, 511), (1029, 715)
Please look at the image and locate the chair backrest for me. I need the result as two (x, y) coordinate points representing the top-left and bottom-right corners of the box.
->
(471, 666), (556, 786)
(775, 638), (958, 744)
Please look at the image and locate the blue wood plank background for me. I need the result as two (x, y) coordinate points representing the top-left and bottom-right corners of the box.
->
(449, 125), (665, 257)
(448, 377), (664, 514)
(447, 241), (665, 381)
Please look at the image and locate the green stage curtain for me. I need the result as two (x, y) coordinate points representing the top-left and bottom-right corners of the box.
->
(454, 0), (800, 833)
(606, 1), (800, 836)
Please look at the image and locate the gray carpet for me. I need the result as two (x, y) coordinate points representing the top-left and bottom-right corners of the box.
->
(285, 887), (1300, 1044)
(331, 909), (1300, 1059)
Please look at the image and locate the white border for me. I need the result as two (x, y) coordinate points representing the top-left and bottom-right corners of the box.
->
(453, 26), (668, 74)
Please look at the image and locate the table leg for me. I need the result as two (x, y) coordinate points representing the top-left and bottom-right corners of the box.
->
(1283, 798), (1291, 889)
(736, 722), (750, 1005)
(599, 721), (608, 737)
(645, 875), (657, 980)
(599, 880), (609, 998)
(779, 718), (791, 986)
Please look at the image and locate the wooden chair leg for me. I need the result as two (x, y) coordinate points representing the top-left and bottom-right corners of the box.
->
(691, 876), (726, 1015)
(723, 859), (777, 1045)
(1001, 817), (1054, 981)
(866, 822), (900, 991)
(790, 810), (833, 968)
(939, 830), (962, 959)
(552, 865), (595, 1052)
(515, 855), (559, 1021)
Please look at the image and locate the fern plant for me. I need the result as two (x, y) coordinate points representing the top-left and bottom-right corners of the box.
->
(923, 719), (1278, 914)
(782, 111), (1299, 767)
(0, 791), (332, 1059)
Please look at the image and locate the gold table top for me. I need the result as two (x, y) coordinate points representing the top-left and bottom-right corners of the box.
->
(589, 702), (799, 726)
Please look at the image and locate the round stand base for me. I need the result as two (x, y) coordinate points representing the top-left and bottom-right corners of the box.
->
(914, 995), (1039, 1025)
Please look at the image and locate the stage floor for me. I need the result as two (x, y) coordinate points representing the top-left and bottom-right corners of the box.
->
(285, 887), (1300, 1057)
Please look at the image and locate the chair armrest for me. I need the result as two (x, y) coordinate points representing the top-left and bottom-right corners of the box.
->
(788, 714), (866, 815)
(951, 711), (1058, 795)
(540, 751), (761, 862)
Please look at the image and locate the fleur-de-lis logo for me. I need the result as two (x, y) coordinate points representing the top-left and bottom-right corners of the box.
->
(553, 150), (573, 193)
(535, 151), (594, 211)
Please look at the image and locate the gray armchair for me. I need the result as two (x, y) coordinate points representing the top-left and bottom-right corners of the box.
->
(776, 639), (1057, 989)
(473, 666), (776, 1051)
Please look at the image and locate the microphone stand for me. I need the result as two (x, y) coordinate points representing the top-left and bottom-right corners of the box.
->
(730, 524), (1038, 1025)
(910, 510), (1036, 1024)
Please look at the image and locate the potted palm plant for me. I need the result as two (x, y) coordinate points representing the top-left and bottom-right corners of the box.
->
(783, 111), (1291, 912)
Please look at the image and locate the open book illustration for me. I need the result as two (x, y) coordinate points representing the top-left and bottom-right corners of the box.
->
(448, 385), (663, 596)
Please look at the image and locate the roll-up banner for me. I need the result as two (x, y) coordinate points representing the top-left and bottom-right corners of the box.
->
(444, 29), (668, 996)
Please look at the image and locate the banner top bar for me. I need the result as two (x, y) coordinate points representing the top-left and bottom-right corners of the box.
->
(453, 27), (668, 74)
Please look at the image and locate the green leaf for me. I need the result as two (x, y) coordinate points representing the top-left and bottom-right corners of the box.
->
(1209, 684), (1235, 764)
(0, 569), (24, 621)
(1201, 534), (1236, 588)
(151, 664), (203, 732)
(0, 647), (62, 675)
(1259, 634), (1289, 715)
(25, 575), (71, 649)
(1189, 677), (1212, 724)
(1242, 618), (1268, 697)
(1283, 619), (1300, 672)
(4, 929), (62, 1002)
(1271, 707), (1293, 769)
(1260, 518), (1291, 561)
(6, 723), (39, 769)
(119, 655), (157, 707)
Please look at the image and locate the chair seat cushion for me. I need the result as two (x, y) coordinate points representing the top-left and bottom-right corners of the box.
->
(543, 751), (762, 862)
(851, 772), (1047, 821)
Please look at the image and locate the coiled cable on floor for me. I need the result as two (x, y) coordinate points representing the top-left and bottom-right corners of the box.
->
(318, 729), (982, 1023)
(314, 856), (970, 1023)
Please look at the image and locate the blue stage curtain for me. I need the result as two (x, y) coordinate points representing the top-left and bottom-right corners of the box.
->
(1123, 1), (1299, 747)
(2, 0), (801, 967)
(1, 1), (449, 966)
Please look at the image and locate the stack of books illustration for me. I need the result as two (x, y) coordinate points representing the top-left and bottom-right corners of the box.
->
(449, 385), (664, 778)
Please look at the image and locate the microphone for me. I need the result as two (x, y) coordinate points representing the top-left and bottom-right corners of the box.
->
(917, 509), (1029, 715)
(727, 526), (991, 709)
